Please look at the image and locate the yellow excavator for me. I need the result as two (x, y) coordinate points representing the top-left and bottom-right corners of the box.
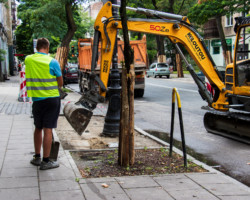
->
(64, 2), (250, 142)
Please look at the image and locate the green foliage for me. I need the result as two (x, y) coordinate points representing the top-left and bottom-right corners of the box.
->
(188, 0), (250, 25)
(0, 49), (6, 62)
(127, 0), (197, 65)
(15, 0), (93, 58)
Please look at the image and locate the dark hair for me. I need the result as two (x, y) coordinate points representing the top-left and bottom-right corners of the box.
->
(36, 38), (50, 51)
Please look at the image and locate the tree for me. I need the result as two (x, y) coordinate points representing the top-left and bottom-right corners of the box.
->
(15, 0), (93, 64)
(119, 0), (135, 167)
(188, 0), (250, 65)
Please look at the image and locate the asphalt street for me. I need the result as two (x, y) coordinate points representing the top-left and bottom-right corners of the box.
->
(67, 75), (250, 187)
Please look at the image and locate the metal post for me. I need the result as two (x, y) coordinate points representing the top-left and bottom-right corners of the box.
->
(102, 0), (121, 137)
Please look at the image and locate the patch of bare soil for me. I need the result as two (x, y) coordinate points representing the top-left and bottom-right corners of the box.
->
(71, 148), (207, 178)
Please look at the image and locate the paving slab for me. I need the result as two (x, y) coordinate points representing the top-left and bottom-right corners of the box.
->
(155, 176), (203, 191)
(168, 188), (219, 200)
(125, 187), (173, 200)
(40, 179), (81, 192)
(80, 181), (125, 200)
(186, 172), (232, 184)
(0, 166), (37, 177)
(219, 195), (250, 200)
(115, 176), (159, 188)
(38, 164), (76, 181)
(202, 183), (250, 196)
(0, 177), (38, 189)
(0, 187), (39, 200)
(40, 190), (85, 200)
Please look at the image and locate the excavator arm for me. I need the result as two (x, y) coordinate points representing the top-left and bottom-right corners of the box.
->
(64, 2), (250, 139)
(94, 2), (228, 111)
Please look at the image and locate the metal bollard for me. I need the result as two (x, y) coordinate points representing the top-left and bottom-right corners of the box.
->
(169, 88), (187, 167)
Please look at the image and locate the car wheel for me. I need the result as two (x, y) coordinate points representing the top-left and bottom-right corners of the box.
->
(146, 74), (150, 78)
(134, 89), (144, 98)
(159, 75), (162, 78)
(167, 75), (170, 79)
(153, 73), (157, 78)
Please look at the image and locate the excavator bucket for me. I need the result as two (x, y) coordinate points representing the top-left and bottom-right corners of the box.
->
(63, 102), (93, 135)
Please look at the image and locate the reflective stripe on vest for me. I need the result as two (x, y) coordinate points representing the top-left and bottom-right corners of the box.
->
(25, 53), (59, 98)
(26, 78), (57, 82)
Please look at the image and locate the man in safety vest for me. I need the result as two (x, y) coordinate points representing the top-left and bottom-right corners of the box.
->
(25, 38), (63, 170)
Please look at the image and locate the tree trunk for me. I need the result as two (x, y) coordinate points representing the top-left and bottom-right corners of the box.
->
(129, 65), (135, 165)
(152, 2), (166, 63)
(215, 16), (233, 65)
(156, 36), (166, 63)
(55, 2), (77, 71)
(176, 53), (183, 78)
(118, 0), (135, 167)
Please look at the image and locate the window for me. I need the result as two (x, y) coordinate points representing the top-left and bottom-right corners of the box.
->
(225, 14), (233, 27)
(213, 47), (220, 55)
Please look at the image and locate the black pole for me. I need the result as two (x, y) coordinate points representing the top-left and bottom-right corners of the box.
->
(169, 101), (175, 157)
(102, 0), (121, 137)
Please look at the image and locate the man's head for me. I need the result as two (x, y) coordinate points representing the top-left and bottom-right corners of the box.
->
(36, 38), (50, 53)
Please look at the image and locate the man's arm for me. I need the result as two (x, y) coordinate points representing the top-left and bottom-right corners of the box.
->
(57, 76), (63, 88)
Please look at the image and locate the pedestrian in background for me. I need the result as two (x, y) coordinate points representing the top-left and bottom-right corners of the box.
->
(25, 38), (63, 170)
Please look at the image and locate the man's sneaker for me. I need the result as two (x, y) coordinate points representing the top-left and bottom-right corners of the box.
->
(40, 160), (59, 170)
(30, 156), (41, 166)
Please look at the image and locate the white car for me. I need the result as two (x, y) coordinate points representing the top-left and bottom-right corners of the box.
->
(146, 63), (170, 78)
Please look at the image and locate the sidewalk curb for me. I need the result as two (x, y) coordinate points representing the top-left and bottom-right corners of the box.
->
(135, 126), (250, 191)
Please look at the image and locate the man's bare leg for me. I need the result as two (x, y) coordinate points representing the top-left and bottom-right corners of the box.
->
(43, 128), (52, 158)
(34, 127), (42, 155)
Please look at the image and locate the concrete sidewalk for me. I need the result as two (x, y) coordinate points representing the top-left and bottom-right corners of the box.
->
(1, 75), (250, 200)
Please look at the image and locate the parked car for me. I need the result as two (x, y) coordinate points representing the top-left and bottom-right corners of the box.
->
(63, 64), (79, 84)
(146, 63), (171, 78)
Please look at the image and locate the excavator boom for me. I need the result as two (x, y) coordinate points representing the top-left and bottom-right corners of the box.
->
(64, 1), (250, 140)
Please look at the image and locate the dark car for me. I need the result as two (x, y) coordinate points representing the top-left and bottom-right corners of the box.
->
(64, 65), (79, 84)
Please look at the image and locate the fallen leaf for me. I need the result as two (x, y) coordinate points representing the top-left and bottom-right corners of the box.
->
(102, 183), (109, 188)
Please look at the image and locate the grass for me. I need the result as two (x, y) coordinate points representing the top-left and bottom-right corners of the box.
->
(61, 87), (72, 93)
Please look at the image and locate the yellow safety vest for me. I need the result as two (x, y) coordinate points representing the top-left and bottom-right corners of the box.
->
(25, 53), (59, 98)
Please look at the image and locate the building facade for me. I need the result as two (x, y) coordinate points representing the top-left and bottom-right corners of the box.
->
(204, 12), (250, 67)
(0, 0), (17, 81)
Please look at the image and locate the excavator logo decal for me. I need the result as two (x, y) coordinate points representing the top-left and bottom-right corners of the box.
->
(150, 25), (169, 32)
(103, 60), (109, 73)
(186, 32), (206, 61)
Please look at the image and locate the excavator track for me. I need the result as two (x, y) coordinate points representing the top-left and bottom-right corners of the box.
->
(204, 111), (250, 144)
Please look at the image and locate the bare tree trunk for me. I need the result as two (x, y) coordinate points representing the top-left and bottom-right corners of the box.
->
(176, 53), (183, 78)
(119, 66), (130, 166)
(215, 16), (233, 65)
(129, 65), (135, 165)
(152, 2), (166, 63)
(55, 1), (77, 71)
(118, 0), (135, 167)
